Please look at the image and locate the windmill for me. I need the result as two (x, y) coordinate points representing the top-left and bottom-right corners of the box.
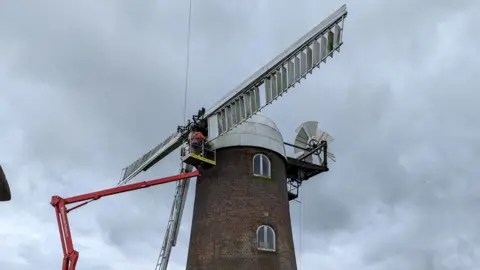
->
(116, 5), (348, 269)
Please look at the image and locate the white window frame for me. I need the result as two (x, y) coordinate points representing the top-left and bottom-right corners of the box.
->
(253, 153), (271, 178)
(256, 225), (276, 252)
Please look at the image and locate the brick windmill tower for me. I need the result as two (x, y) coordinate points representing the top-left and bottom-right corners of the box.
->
(186, 114), (334, 269)
(117, 5), (348, 270)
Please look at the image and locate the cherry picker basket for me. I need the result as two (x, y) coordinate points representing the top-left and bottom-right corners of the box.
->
(181, 140), (216, 169)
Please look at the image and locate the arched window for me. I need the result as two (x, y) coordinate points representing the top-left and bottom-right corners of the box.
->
(253, 153), (271, 178)
(256, 225), (276, 251)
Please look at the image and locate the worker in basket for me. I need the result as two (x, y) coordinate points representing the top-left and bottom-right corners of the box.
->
(189, 128), (206, 156)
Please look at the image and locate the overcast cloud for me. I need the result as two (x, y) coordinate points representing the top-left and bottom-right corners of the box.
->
(1, 0), (479, 269)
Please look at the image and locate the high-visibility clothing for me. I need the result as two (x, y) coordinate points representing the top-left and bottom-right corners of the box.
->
(190, 131), (206, 145)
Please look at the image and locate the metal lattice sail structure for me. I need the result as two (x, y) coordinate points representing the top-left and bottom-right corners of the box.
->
(117, 5), (348, 270)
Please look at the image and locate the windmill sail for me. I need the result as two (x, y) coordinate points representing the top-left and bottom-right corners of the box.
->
(206, 5), (347, 138)
(118, 132), (183, 185)
(119, 5), (347, 185)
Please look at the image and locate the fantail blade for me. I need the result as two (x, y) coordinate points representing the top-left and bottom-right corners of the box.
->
(0, 165), (11, 201)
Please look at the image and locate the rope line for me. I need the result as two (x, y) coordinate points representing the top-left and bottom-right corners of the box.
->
(182, 0), (193, 123)
(300, 199), (303, 270)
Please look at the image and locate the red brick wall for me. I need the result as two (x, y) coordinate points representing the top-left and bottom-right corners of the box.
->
(186, 146), (297, 270)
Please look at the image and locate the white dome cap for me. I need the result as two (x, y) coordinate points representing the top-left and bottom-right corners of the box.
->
(211, 113), (286, 159)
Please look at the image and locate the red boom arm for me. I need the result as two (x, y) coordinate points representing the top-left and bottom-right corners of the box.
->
(50, 171), (200, 270)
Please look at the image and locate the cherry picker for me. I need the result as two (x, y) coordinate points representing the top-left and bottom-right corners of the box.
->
(50, 170), (200, 270)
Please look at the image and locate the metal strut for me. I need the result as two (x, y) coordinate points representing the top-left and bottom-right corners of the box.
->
(155, 160), (194, 270)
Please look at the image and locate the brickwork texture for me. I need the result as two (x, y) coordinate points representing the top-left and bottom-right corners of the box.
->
(186, 146), (297, 270)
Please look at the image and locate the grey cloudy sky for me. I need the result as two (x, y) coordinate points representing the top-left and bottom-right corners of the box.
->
(1, 0), (479, 269)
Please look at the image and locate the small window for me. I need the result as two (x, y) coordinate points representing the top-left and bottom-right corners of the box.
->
(253, 154), (271, 178)
(256, 225), (276, 251)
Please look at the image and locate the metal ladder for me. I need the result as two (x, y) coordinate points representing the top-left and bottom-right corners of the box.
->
(155, 156), (193, 270)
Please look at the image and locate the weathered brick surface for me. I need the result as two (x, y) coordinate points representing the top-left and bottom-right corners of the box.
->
(186, 146), (297, 270)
